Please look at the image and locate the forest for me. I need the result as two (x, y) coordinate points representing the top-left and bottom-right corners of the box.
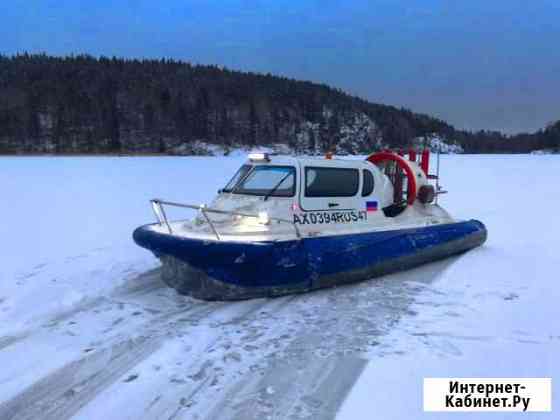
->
(0, 54), (558, 154)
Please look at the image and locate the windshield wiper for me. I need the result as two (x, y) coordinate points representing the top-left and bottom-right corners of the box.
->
(230, 166), (255, 194)
(263, 172), (293, 201)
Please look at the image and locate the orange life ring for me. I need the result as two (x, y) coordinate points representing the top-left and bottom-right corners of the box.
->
(366, 151), (418, 205)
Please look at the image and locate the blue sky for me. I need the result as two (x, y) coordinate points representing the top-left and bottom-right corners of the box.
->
(2, 0), (559, 133)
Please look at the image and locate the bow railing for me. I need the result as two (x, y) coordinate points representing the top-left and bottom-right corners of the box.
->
(150, 199), (301, 241)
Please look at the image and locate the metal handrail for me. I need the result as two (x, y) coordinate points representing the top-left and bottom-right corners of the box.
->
(150, 198), (301, 241)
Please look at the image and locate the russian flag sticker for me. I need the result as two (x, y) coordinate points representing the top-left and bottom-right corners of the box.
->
(366, 201), (378, 212)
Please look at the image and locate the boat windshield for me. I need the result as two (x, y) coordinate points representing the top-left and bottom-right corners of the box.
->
(224, 165), (296, 197)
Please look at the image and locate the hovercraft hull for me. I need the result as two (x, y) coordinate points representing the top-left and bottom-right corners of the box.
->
(133, 220), (487, 300)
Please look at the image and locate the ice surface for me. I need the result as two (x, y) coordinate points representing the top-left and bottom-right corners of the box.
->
(0, 154), (558, 419)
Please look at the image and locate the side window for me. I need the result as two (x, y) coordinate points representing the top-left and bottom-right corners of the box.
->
(362, 169), (374, 196)
(305, 167), (359, 197)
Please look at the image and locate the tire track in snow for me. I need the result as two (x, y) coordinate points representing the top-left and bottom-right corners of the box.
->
(189, 261), (456, 419)
(2, 259), (455, 420)
(0, 273), (229, 420)
(0, 336), (161, 420)
(72, 296), (297, 420)
(205, 355), (368, 420)
(0, 269), (163, 353)
(0, 334), (28, 352)
(71, 286), (378, 420)
(130, 299), (281, 419)
(0, 299), (229, 420)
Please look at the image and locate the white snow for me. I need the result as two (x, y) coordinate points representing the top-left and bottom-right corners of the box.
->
(337, 154), (560, 419)
(0, 156), (243, 337)
(413, 133), (464, 154)
(0, 154), (558, 419)
(531, 149), (557, 155)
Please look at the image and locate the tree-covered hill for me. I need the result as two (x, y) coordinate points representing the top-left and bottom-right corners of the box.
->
(0, 54), (557, 154)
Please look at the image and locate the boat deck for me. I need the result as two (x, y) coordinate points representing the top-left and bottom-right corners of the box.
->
(146, 214), (457, 243)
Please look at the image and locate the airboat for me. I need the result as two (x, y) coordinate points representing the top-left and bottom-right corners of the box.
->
(133, 149), (487, 300)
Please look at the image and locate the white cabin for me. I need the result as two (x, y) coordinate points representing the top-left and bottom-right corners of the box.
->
(148, 152), (454, 241)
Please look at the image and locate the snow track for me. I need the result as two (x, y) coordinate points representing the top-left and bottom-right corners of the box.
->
(0, 336), (161, 420)
(0, 258), (454, 420)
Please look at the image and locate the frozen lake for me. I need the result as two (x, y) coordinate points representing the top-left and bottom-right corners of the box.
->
(0, 155), (558, 419)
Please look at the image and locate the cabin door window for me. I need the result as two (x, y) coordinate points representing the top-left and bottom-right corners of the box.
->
(300, 167), (360, 211)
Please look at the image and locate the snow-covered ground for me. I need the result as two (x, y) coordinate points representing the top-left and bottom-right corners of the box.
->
(0, 155), (558, 419)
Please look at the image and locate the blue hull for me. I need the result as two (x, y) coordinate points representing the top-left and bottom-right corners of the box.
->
(133, 220), (487, 300)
